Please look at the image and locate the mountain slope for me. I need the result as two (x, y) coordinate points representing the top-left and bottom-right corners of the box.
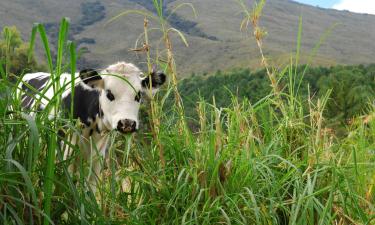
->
(1, 0), (375, 75)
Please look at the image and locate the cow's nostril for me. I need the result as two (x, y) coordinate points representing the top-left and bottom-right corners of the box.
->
(117, 120), (124, 131)
(131, 121), (136, 130)
(124, 119), (136, 129)
(117, 119), (137, 133)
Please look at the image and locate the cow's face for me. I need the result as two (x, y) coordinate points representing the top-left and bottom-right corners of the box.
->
(80, 62), (166, 134)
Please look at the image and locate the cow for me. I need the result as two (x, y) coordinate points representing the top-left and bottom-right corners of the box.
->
(19, 61), (166, 189)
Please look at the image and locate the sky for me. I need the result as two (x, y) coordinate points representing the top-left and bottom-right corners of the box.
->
(294, 0), (375, 15)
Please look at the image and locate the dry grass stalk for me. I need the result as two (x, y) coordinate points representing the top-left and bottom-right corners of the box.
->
(239, 0), (284, 112)
(143, 17), (166, 168)
(163, 31), (188, 138)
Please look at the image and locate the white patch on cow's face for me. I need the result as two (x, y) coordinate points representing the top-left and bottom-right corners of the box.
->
(78, 61), (166, 133)
(99, 62), (143, 132)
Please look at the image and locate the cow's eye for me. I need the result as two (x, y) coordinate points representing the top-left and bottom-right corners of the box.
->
(106, 90), (115, 101)
(135, 91), (141, 102)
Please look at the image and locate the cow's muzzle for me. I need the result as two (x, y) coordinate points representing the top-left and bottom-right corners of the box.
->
(117, 119), (137, 134)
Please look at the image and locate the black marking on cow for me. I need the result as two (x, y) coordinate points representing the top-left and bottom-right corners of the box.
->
(135, 91), (141, 102)
(79, 69), (101, 84)
(21, 76), (49, 109)
(142, 72), (166, 88)
(62, 84), (100, 127)
(96, 124), (100, 133)
(22, 97), (34, 109)
(58, 129), (66, 139)
(99, 109), (104, 118)
(106, 90), (115, 101)
(22, 76), (49, 92)
(89, 129), (94, 136)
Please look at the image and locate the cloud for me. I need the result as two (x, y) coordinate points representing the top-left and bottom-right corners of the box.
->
(333, 0), (375, 15)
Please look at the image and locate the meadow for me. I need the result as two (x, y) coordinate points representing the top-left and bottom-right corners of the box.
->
(0, 0), (374, 224)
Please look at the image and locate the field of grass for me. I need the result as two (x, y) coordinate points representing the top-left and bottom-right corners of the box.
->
(0, 1), (374, 224)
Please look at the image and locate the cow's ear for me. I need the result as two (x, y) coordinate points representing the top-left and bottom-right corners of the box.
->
(141, 71), (166, 91)
(79, 69), (104, 90)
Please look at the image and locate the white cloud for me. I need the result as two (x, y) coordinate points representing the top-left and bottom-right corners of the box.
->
(333, 0), (375, 15)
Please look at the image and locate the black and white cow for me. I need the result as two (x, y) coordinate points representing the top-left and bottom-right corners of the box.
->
(20, 61), (166, 186)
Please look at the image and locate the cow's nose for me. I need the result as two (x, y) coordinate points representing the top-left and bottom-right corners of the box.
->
(117, 119), (137, 134)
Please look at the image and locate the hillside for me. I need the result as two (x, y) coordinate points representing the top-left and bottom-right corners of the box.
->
(1, 0), (375, 75)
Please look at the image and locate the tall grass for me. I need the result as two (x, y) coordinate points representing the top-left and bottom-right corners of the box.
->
(0, 1), (374, 225)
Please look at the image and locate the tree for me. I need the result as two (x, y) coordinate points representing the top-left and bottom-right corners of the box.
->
(0, 26), (42, 76)
(317, 69), (374, 123)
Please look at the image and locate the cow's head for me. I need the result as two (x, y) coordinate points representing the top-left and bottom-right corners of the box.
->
(80, 62), (166, 134)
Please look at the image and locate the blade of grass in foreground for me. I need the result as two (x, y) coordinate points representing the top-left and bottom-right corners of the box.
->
(28, 17), (71, 225)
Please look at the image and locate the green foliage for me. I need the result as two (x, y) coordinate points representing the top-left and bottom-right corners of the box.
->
(317, 65), (375, 122)
(0, 26), (43, 75)
(179, 65), (375, 128)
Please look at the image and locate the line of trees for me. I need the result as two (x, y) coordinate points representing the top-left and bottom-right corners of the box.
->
(178, 65), (375, 127)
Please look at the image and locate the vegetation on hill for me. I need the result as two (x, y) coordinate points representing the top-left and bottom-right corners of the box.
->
(43, 1), (104, 68)
(179, 65), (375, 130)
(0, 26), (43, 75)
(44, 1), (105, 42)
(128, 0), (218, 40)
